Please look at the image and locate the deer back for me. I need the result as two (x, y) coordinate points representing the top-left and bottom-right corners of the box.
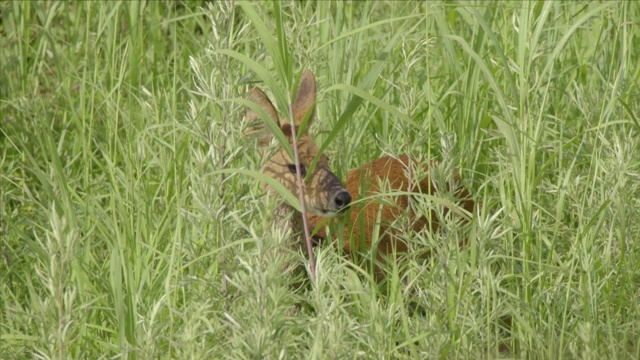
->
(309, 155), (475, 257)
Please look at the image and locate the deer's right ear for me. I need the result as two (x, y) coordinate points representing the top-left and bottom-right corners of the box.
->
(244, 88), (280, 147)
(292, 70), (316, 133)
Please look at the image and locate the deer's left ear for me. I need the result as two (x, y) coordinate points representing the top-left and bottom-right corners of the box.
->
(292, 70), (316, 133)
(244, 87), (280, 147)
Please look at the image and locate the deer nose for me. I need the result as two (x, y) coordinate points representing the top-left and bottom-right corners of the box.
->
(334, 190), (352, 210)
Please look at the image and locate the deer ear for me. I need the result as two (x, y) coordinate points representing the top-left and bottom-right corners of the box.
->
(292, 70), (316, 133)
(244, 88), (280, 147)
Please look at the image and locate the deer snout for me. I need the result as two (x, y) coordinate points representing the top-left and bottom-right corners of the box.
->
(333, 190), (352, 210)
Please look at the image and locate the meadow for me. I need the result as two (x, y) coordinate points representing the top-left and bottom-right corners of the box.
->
(1, 1), (639, 358)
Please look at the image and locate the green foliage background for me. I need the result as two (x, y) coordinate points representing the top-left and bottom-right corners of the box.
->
(1, 1), (639, 358)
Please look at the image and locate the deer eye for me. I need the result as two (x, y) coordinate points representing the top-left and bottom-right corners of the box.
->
(287, 164), (307, 177)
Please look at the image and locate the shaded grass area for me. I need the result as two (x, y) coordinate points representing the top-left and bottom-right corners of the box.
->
(1, 1), (639, 358)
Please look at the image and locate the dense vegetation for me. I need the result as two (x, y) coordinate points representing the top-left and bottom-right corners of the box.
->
(2, 1), (639, 358)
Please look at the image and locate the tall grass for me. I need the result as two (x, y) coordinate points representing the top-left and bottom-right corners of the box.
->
(1, 1), (639, 358)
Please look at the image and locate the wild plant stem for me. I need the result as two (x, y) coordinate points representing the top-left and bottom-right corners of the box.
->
(218, 2), (234, 296)
(287, 103), (316, 284)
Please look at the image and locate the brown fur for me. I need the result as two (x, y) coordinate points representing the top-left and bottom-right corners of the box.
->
(308, 154), (476, 258)
(245, 70), (350, 218)
(246, 70), (476, 268)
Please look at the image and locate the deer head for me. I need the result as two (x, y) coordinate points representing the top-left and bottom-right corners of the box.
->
(245, 70), (351, 217)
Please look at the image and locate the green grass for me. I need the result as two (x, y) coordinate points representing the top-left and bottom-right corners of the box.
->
(2, 1), (639, 358)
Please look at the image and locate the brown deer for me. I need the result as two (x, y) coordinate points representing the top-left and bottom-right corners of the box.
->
(245, 70), (475, 272)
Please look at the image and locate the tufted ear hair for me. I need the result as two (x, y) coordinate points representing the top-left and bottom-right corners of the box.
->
(243, 87), (280, 147)
(291, 70), (316, 133)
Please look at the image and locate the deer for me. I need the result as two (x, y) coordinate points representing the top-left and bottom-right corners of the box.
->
(244, 70), (476, 278)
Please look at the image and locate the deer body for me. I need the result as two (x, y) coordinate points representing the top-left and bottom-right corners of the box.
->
(245, 70), (475, 264)
(308, 154), (475, 259)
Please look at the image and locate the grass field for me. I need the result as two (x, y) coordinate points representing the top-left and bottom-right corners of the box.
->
(2, 1), (639, 358)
